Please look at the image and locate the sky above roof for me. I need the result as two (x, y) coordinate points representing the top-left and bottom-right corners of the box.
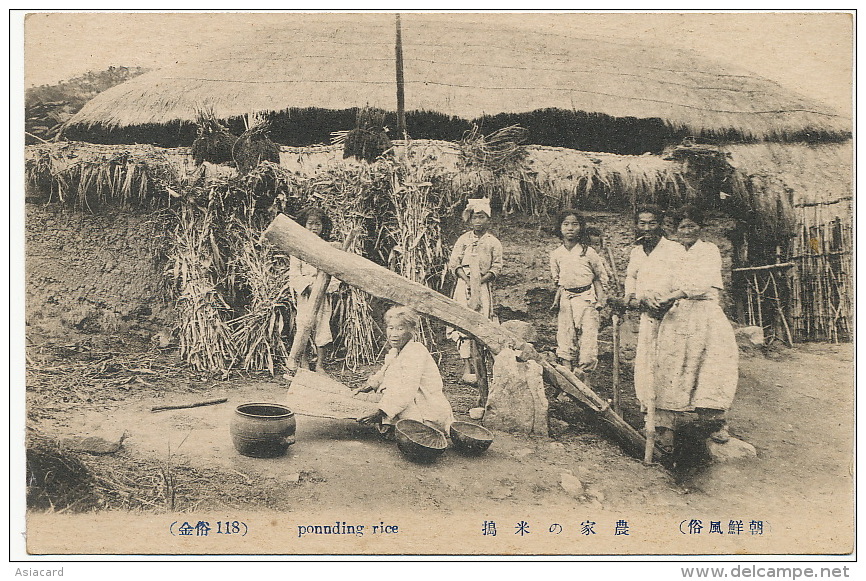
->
(21, 11), (852, 116)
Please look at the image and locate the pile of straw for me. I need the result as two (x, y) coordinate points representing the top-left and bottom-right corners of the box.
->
(169, 201), (237, 372)
(25, 141), (180, 209)
(26, 431), (100, 512)
(233, 120), (280, 175)
(191, 108), (238, 166)
(227, 226), (295, 374)
(341, 107), (392, 163)
(459, 124), (528, 171)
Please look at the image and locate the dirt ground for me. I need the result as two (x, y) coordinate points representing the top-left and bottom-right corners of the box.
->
(23, 218), (855, 555)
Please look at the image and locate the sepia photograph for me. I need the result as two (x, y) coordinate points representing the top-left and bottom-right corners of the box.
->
(15, 10), (854, 560)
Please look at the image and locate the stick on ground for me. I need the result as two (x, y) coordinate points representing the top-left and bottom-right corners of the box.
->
(151, 398), (228, 412)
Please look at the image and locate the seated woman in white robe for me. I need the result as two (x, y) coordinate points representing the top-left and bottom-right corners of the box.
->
(354, 307), (455, 435)
(653, 205), (739, 452)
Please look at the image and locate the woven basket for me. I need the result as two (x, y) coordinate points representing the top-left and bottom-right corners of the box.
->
(449, 421), (494, 455)
(395, 419), (447, 463)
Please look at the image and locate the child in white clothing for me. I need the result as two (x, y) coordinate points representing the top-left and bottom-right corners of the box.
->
(446, 197), (503, 386)
(288, 206), (341, 372)
(549, 210), (609, 372)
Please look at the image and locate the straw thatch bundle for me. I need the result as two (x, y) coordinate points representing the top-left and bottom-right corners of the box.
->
(26, 431), (99, 512)
(233, 121), (281, 175)
(25, 141), (180, 209)
(227, 228), (295, 374)
(385, 174), (446, 287)
(191, 109), (238, 166)
(340, 107), (392, 163)
(459, 124), (528, 171)
(66, 15), (850, 141)
(449, 144), (693, 217)
(169, 201), (237, 372)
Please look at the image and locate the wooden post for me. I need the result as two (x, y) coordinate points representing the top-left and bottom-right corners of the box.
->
(262, 214), (662, 461)
(644, 393), (656, 465)
(611, 313), (621, 416)
(467, 239), (489, 406)
(395, 14), (407, 141)
(604, 239), (623, 417)
(286, 231), (356, 372)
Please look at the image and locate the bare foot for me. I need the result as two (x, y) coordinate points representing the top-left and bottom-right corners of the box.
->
(656, 427), (675, 453)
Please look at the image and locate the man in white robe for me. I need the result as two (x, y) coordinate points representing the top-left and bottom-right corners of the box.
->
(624, 206), (685, 412)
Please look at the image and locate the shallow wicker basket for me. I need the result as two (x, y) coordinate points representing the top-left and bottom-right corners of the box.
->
(394, 419), (448, 463)
(449, 421), (494, 455)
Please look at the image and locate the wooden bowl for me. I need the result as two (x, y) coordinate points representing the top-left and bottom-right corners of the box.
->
(449, 421), (494, 455)
(394, 419), (447, 463)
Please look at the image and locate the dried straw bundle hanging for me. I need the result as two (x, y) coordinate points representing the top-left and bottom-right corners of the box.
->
(383, 171), (448, 350)
(233, 116), (281, 175)
(191, 108), (238, 166)
(169, 200), (237, 372)
(385, 172), (446, 288)
(25, 142), (179, 209)
(459, 124), (528, 171)
(332, 288), (380, 369)
(528, 147), (691, 214)
(342, 107), (392, 163)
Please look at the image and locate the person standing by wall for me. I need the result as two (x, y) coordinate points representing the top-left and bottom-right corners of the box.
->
(652, 205), (739, 450)
(446, 197), (503, 386)
(624, 204), (685, 452)
(549, 210), (609, 373)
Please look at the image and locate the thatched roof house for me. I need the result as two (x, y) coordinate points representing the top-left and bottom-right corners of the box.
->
(66, 15), (848, 141)
(41, 15), (852, 346)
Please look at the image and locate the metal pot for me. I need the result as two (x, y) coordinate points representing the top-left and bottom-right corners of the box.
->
(230, 403), (296, 458)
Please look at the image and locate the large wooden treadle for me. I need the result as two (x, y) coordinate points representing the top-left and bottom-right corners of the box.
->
(263, 213), (664, 461)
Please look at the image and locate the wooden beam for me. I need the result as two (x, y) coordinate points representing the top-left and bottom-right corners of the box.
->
(263, 214), (521, 355)
(731, 262), (795, 273)
(262, 213), (662, 460)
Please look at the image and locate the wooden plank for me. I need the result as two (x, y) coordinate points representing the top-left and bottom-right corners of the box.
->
(287, 368), (381, 420)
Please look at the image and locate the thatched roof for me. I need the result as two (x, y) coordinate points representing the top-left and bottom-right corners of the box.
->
(26, 138), (853, 239)
(723, 141), (853, 231)
(66, 14), (849, 140)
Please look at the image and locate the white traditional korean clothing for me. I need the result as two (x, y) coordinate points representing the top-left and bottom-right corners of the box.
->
(369, 341), (455, 432)
(653, 240), (739, 415)
(624, 236), (686, 409)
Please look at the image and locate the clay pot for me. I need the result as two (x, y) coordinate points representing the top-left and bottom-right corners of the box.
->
(230, 403), (296, 458)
